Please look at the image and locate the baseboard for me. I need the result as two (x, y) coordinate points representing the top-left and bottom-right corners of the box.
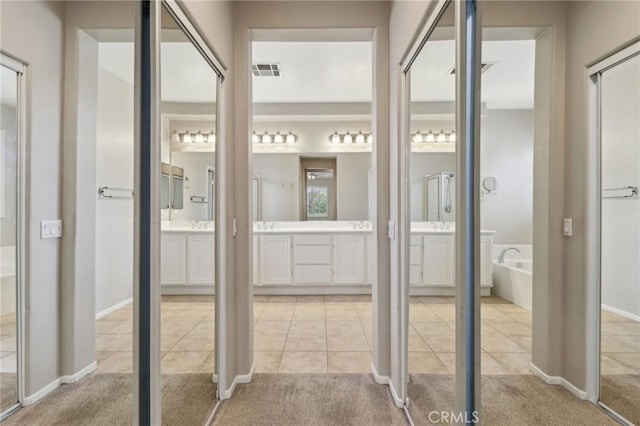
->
(602, 304), (640, 322)
(96, 298), (132, 320)
(62, 361), (97, 383)
(370, 362), (389, 385)
(388, 378), (404, 408)
(23, 377), (62, 406)
(529, 362), (587, 400)
(219, 362), (255, 400)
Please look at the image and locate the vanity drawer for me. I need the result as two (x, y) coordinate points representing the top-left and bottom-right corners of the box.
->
(295, 235), (331, 246)
(295, 245), (331, 265)
(295, 265), (332, 284)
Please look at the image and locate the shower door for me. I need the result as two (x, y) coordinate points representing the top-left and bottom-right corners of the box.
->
(0, 55), (25, 420)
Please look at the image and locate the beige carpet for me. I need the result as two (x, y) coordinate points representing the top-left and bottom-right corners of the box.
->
(214, 374), (408, 426)
(1, 373), (18, 414)
(407, 374), (617, 425)
(0, 373), (216, 426)
(601, 374), (640, 425)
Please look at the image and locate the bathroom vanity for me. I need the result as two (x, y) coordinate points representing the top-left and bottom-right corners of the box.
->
(161, 220), (494, 296)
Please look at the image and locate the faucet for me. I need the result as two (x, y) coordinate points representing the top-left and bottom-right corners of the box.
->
(498, 247), (521, 263)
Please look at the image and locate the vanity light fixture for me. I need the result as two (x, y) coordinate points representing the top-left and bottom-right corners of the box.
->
(437, 129), (447, 143)
(207, 132), (216, 144)
(411, 129), (456, 143)
(172, 131), (180, 143)
(194, 131), (204, 143)
(252, 130), (299, 144)
(182, 131), (192, 143)
(425, 130), (435, 143)
(449, 129), (456, 142)
(328, 131), (373, 144)
(174, 130), (216, 144)
(412, 130), (424, 144)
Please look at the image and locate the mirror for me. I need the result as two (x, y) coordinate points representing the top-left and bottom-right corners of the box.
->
(425, 172), (455, 221)
(599, 52), (640, 424)
(0, 61), (20, 416)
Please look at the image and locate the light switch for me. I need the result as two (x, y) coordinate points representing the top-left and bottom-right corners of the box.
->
(41, 220), (63, 239)
(563, 218), (572, 237)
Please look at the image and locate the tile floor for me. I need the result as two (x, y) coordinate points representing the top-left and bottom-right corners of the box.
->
(92, 295), (639, 377)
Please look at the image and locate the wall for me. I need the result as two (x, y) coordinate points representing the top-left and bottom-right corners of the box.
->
(254, 153), (371, 221)
(0, 0), (65, 399)
(94, 63), (134, 315)
(480, 109), (534, 244)
(563, 0), (640, 389)
(600, 55), (640, 318)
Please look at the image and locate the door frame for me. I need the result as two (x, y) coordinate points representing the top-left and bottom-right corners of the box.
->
(0, 52), (27, 421)
(585, 40), (640, 421)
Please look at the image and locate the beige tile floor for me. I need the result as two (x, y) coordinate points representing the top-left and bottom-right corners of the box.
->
(93, 295), (639, 377)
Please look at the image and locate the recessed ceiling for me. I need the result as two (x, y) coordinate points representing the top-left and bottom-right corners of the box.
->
(411, 39), (536, 109)
(252, 41), (372, 104)
(98, 41), (216, 103)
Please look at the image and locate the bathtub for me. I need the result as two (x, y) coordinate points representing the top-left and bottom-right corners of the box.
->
(492, 259), (532, 311)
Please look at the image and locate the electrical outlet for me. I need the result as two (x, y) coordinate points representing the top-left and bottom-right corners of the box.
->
(563, 218), (573, 237)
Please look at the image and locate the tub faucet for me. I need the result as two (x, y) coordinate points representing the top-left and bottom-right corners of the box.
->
(498, 247), (521, 263)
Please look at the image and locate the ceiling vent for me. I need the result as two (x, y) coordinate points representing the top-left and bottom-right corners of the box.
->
(448, 62), (495, 75)
(252, 63), (282, 77)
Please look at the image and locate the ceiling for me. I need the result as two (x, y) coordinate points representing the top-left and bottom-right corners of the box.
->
(411, 39), (536, 109)
(98, 38), (534, 109)
(99, 41), (216, 103)
(252, 41), (373, 103)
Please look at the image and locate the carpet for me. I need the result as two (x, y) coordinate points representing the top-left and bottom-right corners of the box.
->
(600, 374), (640, 425)
(407, 374), (618, 425)
(1, 373), (18, 414)
(0, 373), (216, 426)
(213, 374), (408, 426)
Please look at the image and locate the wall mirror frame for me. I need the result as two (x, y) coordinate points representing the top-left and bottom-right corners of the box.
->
(397, 0), (483, 418)
(586, 40), (640, 426)
(0, 52), (26, 421)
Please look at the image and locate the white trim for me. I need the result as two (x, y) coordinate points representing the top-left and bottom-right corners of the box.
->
(388, 377), (404, 408)
(61, 361), (97, 383)
(95, 298), (133, 319)
(22, 378), (62, 406)
(529, 363), (588, 400)
(218, 362), (255, 400)
(370, 362), (389, 385)
(602, 304), (640, 322)
(586, 40), (640, 76)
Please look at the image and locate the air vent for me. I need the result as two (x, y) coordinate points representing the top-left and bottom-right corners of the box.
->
(448, 62), (495, 75)
(252, 63), (281, 77)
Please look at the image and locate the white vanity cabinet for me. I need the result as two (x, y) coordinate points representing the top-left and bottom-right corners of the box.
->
(333, 235), (366, 284)
(260, 235), (292, 285)
(423, 235), (455, 287)
(161, 231), (215, 292)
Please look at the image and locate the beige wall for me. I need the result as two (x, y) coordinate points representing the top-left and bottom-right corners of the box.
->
(563, 0), (640, 389)
(0, 0), (65, 398)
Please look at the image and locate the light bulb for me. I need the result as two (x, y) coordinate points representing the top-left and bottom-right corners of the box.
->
(286, 132), (297, 144)
(195, 131), (204, 143)
(274, 131), (284, 143)
(449, 129), (456, 142)
(425, 130), (435, 143)
(207, 132), (216, 144)
(437, 129), (447, 143)
(343, 131), (353, 144)
(183, 131), (192, 143)
(355, 131), (365, 144)
(413, 131), (423, 144)
(330, 131), (341, 144)
(262, 131), (272, 144)
(366, 134), (373, 144)
(252, 131), (260, 144)
(172, 131), (180, 143)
